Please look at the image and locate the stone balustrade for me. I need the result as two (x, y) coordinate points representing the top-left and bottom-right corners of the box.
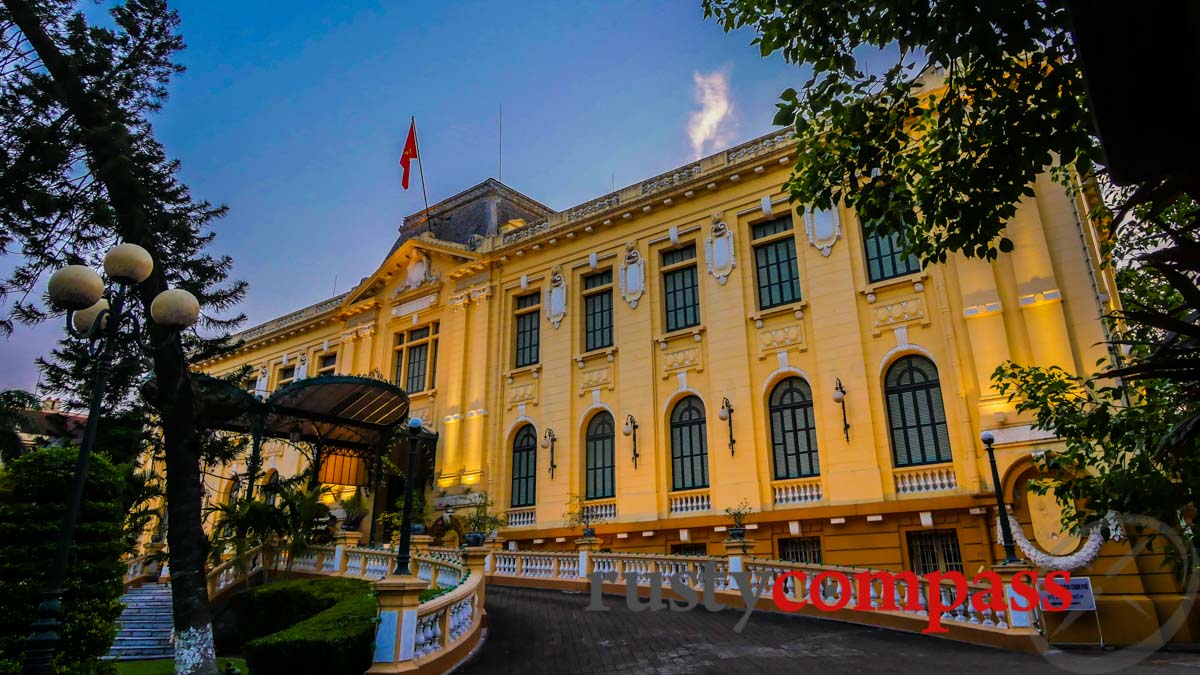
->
(507, 507), (536, 528)
(893, 464), (959, 495)
(486, 548), (1043, 653)
(771, 476), (824, 506)
(582, 498), (617, 521)
(668, 488), (711, 515)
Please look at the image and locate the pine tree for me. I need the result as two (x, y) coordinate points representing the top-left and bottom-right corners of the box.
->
(0, 2), (246, 672)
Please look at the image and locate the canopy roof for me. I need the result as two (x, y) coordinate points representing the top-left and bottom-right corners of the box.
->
(198, 374), (411, 457)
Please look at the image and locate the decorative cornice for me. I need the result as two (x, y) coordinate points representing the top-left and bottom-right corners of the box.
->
(490, 128), (795, 254)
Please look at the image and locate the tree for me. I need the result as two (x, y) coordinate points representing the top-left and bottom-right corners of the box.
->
(267, 479), (332, 578)
(0, 2), (246, 672)
(0, 389), (39, 463)
(704, 0), (1200, 557)
(702, 0), (1096, 264)
(993, 199), (1200, 568)
(0, 447), (125, 674)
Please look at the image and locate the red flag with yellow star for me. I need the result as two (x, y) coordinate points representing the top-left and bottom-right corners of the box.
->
(400, 120), (418, 190)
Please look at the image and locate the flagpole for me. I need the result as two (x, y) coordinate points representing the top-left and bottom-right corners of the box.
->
(412, 116), (434, 236)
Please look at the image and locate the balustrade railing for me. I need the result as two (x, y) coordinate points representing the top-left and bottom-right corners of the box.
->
(893, 465), (958, 495)
(583, 499), (617, 521)
(771, 477), (823, 506)
(668, 488), (711, 515)
(488, 548), (1041, 651)
(507, 507), (536, 528)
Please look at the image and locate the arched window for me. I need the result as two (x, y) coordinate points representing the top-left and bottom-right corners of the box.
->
(585, 412), (615, 500)
(885, 355), (952, 467)
(226, 475), (242, 505)
(263, 472), (281, 507)
(669, 396), (708, 491)
(510, 425), (537, 508)
(768, 377), (819, 479)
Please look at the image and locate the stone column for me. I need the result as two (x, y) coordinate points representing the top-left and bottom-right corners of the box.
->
(720, 537), (756, 557)
(367, 575), (430, 674)
(462, 546), (490, 604)
(409, 534), (433, 557)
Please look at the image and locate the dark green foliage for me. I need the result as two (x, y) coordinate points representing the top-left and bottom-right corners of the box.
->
(702, 0), (1095, 265)
(0, 447), (125, 674)
(225, 579), (376, 675)
(0, 389), (39, 464)
(994, 204), (1200, 572)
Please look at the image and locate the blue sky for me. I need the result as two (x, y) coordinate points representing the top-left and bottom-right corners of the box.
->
(2, 0), (805, 393)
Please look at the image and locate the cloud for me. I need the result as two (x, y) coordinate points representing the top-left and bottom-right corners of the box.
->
(688, 69), (736, 159)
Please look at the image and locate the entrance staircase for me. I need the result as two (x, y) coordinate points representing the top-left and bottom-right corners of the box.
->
(106, 582), (173, 661)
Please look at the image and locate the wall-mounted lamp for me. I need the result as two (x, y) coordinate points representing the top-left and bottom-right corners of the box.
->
(718, 397), (736, 456)
(622, 414), (640, 468)
(541, 428), (557, 478)
(833, 379), (849, 442)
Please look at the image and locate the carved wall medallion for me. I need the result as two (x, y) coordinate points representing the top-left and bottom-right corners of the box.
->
(870, 295), (928, 336)
(704, 214), (736, 285)
(757, 324), (806, 358)
(580, 366), (613, 391)
(394, 251), (435, 295)
(804, 207), (841, 257)
(618, 243), (645, 309)
(294, 354), (309, 380)
(546, 265), (567, 329)
(254, 367), (269, 393)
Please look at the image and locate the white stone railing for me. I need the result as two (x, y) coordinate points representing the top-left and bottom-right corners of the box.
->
(668, 488), (711, 515)
(894, 465), (958, 495)
(583, 498), (617, 521)
(487, 549), (1041, 652)
(507, 507), (536, 528)
(742, 558), (1027, 632)
(772, 476), (823, 506)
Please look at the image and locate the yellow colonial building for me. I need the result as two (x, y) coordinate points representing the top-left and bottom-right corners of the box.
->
(195, 127), (1193, 645)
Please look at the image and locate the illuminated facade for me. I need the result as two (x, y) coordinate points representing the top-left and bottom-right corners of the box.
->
(196, 126), (1193, 644)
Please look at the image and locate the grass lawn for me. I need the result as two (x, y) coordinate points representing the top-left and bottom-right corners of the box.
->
(114, 657), (248, 674)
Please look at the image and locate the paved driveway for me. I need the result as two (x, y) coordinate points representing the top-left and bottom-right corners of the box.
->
(458, 586), (1200, 674)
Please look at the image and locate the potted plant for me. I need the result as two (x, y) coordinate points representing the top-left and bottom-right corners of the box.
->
(377, 490), (431, 547)
(563, 494), (604, 538)
(338, 490), (368, 531)
(724, 499), (752, 540)
(461, 495), (505, 547)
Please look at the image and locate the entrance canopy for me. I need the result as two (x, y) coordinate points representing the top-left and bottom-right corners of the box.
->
(194, 373), (414, 487)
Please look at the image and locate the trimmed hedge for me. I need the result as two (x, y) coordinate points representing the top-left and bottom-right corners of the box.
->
(0, 447), (125, 675)
(237, 579), (377, 675)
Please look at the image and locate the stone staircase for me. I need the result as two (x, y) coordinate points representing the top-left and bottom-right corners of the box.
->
(106, 583), (173, 661)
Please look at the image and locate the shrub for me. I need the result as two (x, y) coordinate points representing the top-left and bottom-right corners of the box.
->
(0, 447), (125, 674)
(221, 577), (367, 649)
(233, 578), (377, 675)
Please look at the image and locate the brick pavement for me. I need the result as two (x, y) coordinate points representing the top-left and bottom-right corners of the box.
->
(457, 586), (1200, 674)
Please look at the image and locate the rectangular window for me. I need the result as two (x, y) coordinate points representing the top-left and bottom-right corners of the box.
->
(583, 269), (613, 352)
(906, 529), (963, 575)
(514, 293), (541, 368)
(392, 323), (439, 392)
(276, 365), (296, 389)
(316, 354), (337, 376)
(670, 543), (708, 556)
(752, 216), (802, 309)
(779, 537), (823, 565)
(662, 244), (699, 332)
(863, 223), (920, 283)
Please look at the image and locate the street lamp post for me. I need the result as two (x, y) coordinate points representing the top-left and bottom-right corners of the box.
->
(23, 244), (199, 674)
(983, 431), (1021, 564)
(394, 417), (437, 577)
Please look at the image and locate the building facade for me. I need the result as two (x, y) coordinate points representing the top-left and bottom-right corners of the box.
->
(197, 126), (1196, 643)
